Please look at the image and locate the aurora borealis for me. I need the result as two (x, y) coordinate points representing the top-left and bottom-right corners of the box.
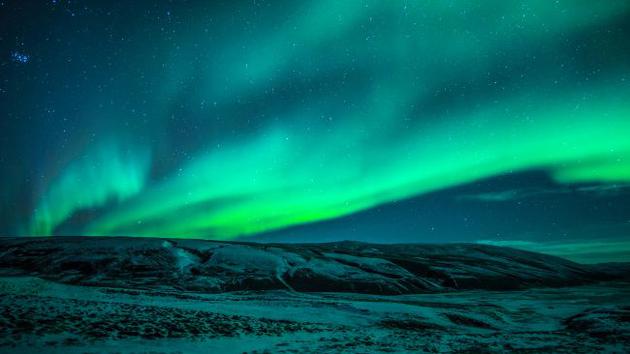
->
(1, 1), (630, 261)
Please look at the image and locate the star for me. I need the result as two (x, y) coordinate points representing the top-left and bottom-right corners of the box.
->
(11, 51), (30, 64)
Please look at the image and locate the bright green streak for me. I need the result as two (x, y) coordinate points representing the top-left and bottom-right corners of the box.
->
(27, 141), (150, 236)
(24, 0), (630, 238)
(83, 86), (630, 238)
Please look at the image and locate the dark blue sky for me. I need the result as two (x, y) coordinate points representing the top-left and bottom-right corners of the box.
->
(1, 1), (630, 263)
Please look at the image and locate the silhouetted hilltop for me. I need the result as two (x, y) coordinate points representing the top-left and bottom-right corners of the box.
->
(0, 237), (626, 295)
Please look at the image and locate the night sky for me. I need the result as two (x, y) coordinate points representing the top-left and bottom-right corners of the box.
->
(1, 1), (630, 263)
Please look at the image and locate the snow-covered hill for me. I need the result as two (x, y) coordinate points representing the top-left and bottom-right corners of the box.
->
(0, 237), (624, 294)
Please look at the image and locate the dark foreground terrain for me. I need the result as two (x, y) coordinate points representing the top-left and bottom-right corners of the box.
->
(0, 237), (628, 353)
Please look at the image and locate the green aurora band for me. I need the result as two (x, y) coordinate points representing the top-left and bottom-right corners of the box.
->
(22, 0), (630, 239)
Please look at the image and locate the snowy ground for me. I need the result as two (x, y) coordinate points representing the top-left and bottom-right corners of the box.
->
(1, 276), (629, 353)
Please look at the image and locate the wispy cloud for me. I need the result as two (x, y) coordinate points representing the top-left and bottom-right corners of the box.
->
(458, 183), (630, 203)
(476, 239), (630, 264)
(576, 183), (630, 196)
(457, 187), (566, 202)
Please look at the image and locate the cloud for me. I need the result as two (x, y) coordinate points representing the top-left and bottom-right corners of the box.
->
(458, 184), (630, 203)
(457, 187), (566, 202)
(476, 239), (630, 264)
(576, 183), (630, 196)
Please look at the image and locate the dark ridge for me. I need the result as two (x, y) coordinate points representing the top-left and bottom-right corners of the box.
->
(0, 236), (627, 295)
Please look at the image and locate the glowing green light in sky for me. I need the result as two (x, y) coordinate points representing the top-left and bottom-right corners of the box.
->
(81, 85), (630, 239)
(27, 141), (150, 236)
(20, 0), (630, 239)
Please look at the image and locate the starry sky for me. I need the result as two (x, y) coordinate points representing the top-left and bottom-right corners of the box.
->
(1, 1), (630, 263)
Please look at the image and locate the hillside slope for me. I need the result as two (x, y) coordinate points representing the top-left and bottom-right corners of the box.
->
(0, 237), (624, 295)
